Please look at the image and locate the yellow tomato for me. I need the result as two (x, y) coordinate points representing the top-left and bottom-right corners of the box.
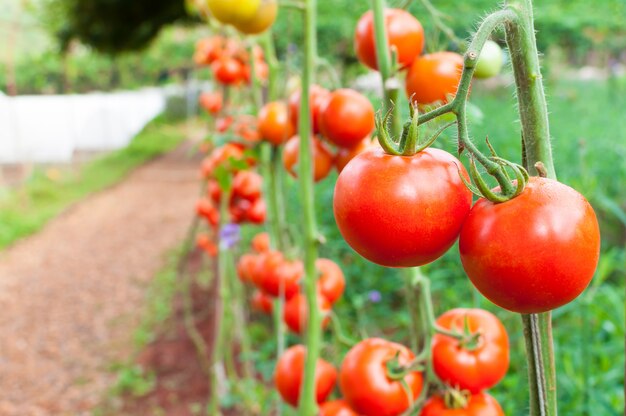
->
(234, 0), (278, 35)
(207, 0), (261, 25)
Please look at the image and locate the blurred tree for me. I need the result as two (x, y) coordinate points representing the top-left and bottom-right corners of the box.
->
(41, 0), (188, 54)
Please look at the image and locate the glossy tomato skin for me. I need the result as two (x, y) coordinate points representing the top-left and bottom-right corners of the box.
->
(233, 0), (278, 35)
(406, 52), (464, 105)
(212, 57), (244, 85)
(355, 9), (424, 70)
(258, 101), (295, 145)
(459, 177), (601, 313)
(432, 309), (509, 393)
(420, 393), (504, 416)
(319, 400), (360, 416)
(335, 137), (377, 172)
(275, 345), (337, 407)
(316, 258), (345, 304)
(334, 147), (472, 267)
(282, 135), (334, 182)
(340, 338), (423, 416)
(283, 292), (331, 334)
(320, 89), (375, 148)
(288, 84), (331, 135)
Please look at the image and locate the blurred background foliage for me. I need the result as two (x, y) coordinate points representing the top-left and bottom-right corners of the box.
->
(1, 0), (625, 94)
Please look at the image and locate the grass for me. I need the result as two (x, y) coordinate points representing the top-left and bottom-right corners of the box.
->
(0, 117), (189, 250)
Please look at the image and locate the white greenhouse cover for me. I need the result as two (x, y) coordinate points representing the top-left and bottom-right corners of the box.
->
(0, 88), (165, 163)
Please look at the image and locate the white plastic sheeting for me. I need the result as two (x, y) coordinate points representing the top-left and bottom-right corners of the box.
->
(0, 88), (165, 163)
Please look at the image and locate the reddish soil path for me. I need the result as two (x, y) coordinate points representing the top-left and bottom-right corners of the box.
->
(0, 144), (200, 416)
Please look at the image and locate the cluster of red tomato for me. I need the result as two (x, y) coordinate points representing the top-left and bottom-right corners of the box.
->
(273, 307), (509, 416)
(256, 84), (378, 181)
(194, 35), (269, 86)
(195, 144), (266, 236)
(236, 233), (346, 335)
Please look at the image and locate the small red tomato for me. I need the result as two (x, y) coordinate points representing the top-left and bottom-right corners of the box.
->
(340, 338), (423, 416)
(258, 101), (295, 145)
(283, 292), (331, 335)
(420, 393), (504, 416)
(252, 232), (271, 253)
(196, 234), (218, 257)
(316, 258), (345, 304)
(256, 255), (302, 298)
(432, 308), (509, 393)
(319, 399), (360, 416)
(196, 198), (219, 226)
(233, 170), (263, 201)
(334, 147), (472, 267)
(216, 116), (234, 133)
(246, 197), (267, 224)
(320, 89), (375, 148)
(253, 250), (284, 288)
(212, 56), (244, 85)
(282, 135), (334, 182)
(236, 253), (260, 283)
(335, 136), (377, 173)
(288, 84), (331, 134)
(199, 91), (223, 114)
(405, 52), (464, 105)
(251, 290), (274, 314)
(459, 177), (601, 313)
(355, 9), (424, 71)
(275, 345), (337, 407)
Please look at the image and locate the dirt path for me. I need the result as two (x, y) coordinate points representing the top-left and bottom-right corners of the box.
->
(0, 144), (200, 416)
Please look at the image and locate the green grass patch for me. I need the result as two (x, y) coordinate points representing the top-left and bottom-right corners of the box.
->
(0, 117), (188, 249)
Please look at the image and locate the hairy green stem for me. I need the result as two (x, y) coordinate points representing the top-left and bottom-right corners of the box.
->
(298, 0), (322, 414)
(505, 1), (558, 414)
(371, 0), (402, 138)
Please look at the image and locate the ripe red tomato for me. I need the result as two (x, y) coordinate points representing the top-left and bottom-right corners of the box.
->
(316, 258), (345, 304)
(335, 137), (377, 172)
(251, 290), (274, 314)
(258, 101), (295, 145)
(459, 177), (601, 313)
(405, 52), (464, 105)
(432, 309), (509, 393)
(196, 234), (218, 257)
(196, 198), (219, 226)
(232, 171), (263, 201)
(334, 147), (472, 267)
(199, 91), (223, 114)
(283, 292), (331, 335)
(252, 232), (270, 253)
(355, 9), (424, 71)
(420, 393), (504, 416)
(236, 253), (260, 283)
(288, 84), (331, 134)
(340, 338), (423, 416)
(319, 400), (360, 416)
(319, 89), (375, 148)
(255, 252), (302, 298)
(216, 116), (234, 133)
(246, 197), (266, 224)
(212, 56), (244, 85)
(275, 345), (337, 407)
(282, 135), (334, 182)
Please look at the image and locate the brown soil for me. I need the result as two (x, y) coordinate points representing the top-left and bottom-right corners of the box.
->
(0, 143), (201, 416)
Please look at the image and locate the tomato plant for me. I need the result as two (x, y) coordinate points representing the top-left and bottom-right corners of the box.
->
(355, 8), (424, 71)
(420, 393), (504, 416)
(340, 338), (423, 416)
(334, 147), (472, 267)
(282, 135), (334, 182)
(319, 89), (375, 148)
(432, 308), (509, 393)
(459, 177), (600, 313)
(275, 345), (337, 407)
(405, 52), (464, 105)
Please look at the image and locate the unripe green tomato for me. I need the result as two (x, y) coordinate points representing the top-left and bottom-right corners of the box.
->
(474, 40), (503, 79)
(234, 0), (278, 35)
(207, 0), (261, 25)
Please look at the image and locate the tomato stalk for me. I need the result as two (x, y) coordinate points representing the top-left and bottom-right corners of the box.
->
(371, 0), (403, 138)
(297, 0), (323, 414)
(505, 0), (558, 414)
